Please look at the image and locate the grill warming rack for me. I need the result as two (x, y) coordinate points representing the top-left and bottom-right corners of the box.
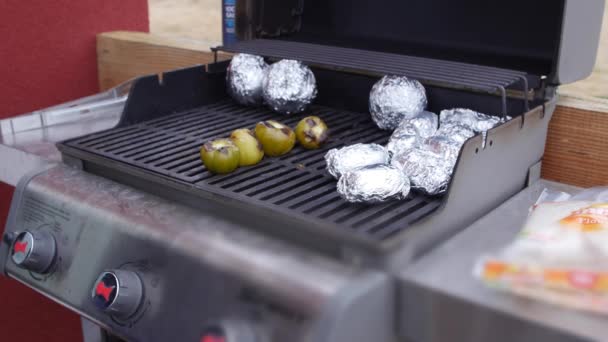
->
(217, 39), (533, 115)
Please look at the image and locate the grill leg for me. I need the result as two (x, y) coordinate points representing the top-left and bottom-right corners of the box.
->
(81, 318), (105, 342)
(527, 161), (543, 187)
(81, 318), (127, 342)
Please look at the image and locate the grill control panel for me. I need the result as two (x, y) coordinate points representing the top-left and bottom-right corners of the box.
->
(0, 166), (394, 342)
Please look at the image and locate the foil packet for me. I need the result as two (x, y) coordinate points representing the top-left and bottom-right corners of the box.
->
(387, 135), (420, 158)
(434, 123), (476, 145)
(422, 135), (461, 168)
(263, 59), (317, 115)
(369, 75), (428, 130)
(476, 187), (608, 315)
(386, 108), (504, 196)
(440, 108), (502, 133)
(325, 143), (390, 179)
(226, 54), (269, 106)
(440, 108), (511, 148)
(399, 111), (439, 139)
(391, 148), (453, 196)
(387, 111), (439, 156)
(337, 164), (411, 203)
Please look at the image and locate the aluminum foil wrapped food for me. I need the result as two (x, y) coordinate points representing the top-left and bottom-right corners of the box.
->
(263, 59), (317, 114)
(393, 121), (474, 195)
(386, 135), (419, 158)
(391, 148), (453, 196)
(369, 76), (428, 130)
(325, 143), (390, 179)
(423, 136), (461, 165)
(386, 111), (438, 156)
(434, 123), (476, 145)
(226, 54), (269, 106)
(440, 108), (502, 133)
(337, 165), (410, 203)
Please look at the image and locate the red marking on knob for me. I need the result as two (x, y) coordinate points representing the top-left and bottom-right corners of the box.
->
(14, 241), (28, 254)
(201, 336), (225, 342)
(95, 281), (115, 302)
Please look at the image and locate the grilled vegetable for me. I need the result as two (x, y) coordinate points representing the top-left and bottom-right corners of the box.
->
(295, 116), (329, 149)
(200, 139), (240, 174)
(230, 128), (264, 166)
(255, 120), (296, 157)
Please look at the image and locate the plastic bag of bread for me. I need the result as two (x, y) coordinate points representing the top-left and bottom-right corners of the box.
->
(475, 187), (608, 314)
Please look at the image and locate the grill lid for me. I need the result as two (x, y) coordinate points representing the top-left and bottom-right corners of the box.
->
(226, 0), (604, 85)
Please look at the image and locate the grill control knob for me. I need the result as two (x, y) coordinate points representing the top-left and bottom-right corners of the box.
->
(201, 319), (263, 342)
(10, 230), (56, 274)
(91, 270), (143, 319)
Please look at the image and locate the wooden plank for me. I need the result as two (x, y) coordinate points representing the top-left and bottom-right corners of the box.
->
(97, 31), (230, 90)
(97, 31), (608, 187)
(542, 103), (608, 187)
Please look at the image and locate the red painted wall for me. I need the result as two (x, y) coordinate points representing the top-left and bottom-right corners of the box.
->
(0, 0), (149, 117)
(0, 1), (149, 341)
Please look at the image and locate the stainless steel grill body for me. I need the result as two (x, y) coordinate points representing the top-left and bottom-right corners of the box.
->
(0, 165), (394, 342)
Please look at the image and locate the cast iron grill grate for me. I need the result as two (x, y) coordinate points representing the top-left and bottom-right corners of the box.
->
(62, 100), (441, 241)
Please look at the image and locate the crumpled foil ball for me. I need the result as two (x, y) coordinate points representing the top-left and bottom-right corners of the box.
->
(369, 75), (428, 130)
(226, 54), (269, 106)
(337, 164), (411, 203)
(386, 111), (438, 156)
(440, 108), (502, 133)
(391, 148), (453, 196)
(325, 143), (389, 179)
(263, 59), (317, 115)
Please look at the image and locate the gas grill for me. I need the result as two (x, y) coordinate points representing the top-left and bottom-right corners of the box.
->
(1, 1), (605, 341)
(56, 61), (540, 261)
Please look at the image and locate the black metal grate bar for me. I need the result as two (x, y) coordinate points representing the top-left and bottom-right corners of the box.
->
(63, 100), (441, 242)
(219, 39), (527, 94)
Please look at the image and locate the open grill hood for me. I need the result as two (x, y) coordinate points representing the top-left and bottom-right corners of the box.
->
(228, 0), (605, 85)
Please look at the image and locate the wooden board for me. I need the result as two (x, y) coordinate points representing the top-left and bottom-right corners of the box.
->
(97, 31), (608, 187)
(97, 31), (230, 90)
(543, 104), (608, 187)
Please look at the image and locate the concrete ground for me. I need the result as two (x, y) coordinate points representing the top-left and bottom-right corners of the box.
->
(149, 0), (607, 99)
